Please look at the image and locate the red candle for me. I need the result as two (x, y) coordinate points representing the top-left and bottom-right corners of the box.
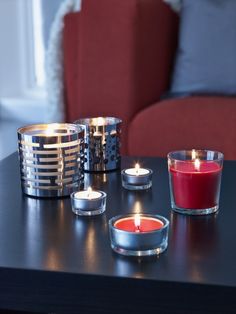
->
(114, 215), (164, 232)
(170, 160), (222, 209)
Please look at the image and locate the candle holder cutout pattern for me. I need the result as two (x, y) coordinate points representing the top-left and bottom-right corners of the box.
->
(18, 123), (84, 198)
(71, 187), (107, 216)
(74, 117), (122, 172)
(109, 214), (169, 256)
(121, 163), (153, 190)
(168, 149), (224, 215)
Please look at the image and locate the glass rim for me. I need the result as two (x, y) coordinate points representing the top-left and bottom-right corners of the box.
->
(109, 214), (169, 234)
(167, 149), (224, 162)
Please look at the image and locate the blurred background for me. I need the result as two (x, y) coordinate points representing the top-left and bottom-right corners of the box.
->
(0, 0), (63, 159)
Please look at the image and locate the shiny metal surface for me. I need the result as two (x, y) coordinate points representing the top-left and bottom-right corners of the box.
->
(74, 117), (122, 172)
(17, 123), (84, 197)
(121, 169), (153, 190)
(71, 190), (107, 216)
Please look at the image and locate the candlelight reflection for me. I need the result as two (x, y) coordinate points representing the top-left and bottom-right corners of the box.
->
(113, 254), (159, 278)
(121, 190), (153, 213)
(170, 212), (219, 281)
(22, 196), (71, 270)
(74, 215), (107, 271)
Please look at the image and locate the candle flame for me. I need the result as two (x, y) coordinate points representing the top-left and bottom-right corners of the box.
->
(87, 186), (92, 199)
(194, 158), (200, 171)
(96, 117), (105, 126)
(134, 214), (141, 232)
(135, 163), (140, 175)
(45, 125), (56, 136)
(192, 149), (197, 160)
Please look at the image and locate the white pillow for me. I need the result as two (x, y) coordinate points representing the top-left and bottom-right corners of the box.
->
(163, 0), (182, 12)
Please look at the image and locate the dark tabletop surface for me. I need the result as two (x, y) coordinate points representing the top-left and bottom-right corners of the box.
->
(0, 153), (236, 313)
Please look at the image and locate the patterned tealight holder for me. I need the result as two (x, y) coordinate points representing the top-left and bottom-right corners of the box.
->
(74, 117), (122, 172)
(17, 123), (84, 198)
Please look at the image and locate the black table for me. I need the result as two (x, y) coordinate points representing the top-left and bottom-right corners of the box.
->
(0, 153), (236, 314)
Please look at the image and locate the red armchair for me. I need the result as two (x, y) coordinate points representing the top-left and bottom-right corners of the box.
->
(63, 0), (236, 159)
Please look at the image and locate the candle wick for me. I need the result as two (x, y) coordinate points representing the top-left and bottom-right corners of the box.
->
(135, 225), (141, 232)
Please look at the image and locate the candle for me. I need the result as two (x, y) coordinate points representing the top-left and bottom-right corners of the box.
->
(109, 214), (169, 256)
(71, 187), (107, 216)
(168, 150), (224, 215)
(114, 214), (164, 232)
(121, 163), (153, 190)
(74, 187), (102, 200)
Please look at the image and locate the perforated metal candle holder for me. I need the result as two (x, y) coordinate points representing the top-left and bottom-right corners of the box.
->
(17, 123), (84, 198)
(74, 117), (122, 172)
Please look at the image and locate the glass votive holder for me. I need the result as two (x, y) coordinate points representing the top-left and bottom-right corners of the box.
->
(121, 163), (153, 190)
(109, 214), (169, 256)
(74, 117), (122, 172)
(168, 149), (224, 215)
(17, 123), (84, 198)
(71, 187), (107, 216)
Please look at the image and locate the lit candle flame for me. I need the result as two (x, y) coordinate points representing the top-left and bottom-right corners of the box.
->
(135, 163), (140, 175)
(192, 149), (197, 160)
(45, 125), (56, 136)
(194, 158), (200, 171)
(96, 117), (105, 126)
(134, 214), (141, 232)
(87, 186), (92, 199)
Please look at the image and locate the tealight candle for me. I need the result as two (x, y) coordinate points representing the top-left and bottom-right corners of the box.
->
(121, 163), (153, 190)
(109, 214), (169, 256)
(71, 187), (107, 216)
(168, 149), (224, 215)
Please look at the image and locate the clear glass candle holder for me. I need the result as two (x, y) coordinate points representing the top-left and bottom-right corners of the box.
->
(121, 166), (153, 190)
(71, 189), (107, 216)
(168, 150), (224, 215)
(109, 214), (169, 256)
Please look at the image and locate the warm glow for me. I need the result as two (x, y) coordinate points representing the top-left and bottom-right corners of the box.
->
(45, 125), (56, 136)
(135, 163), (140, 175)
(192, 149), (197, 160)
(194, 158), (201, 171)
(87, 186), (92, 199)
(134, 214), (141, 230)
(96, 117), (106, 126)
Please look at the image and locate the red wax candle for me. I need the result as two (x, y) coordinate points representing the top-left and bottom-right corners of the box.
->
(114, 216), (164, 232)
(170, 161), (222, 209)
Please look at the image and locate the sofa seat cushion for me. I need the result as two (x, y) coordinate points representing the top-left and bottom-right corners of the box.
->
(128, 96), (236, 160)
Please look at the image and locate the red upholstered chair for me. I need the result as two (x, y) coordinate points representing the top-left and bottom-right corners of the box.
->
(63, 0), (236, 159)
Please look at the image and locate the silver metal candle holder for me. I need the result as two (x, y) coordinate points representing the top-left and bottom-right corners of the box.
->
(74, 117), (122, 172)
(71, 190), (107, 216)
(121, 168), (153, 190)
(17, 123), (84, 198)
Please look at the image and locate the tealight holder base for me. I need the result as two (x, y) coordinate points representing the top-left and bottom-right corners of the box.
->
(122, 181), (152, 191)
(121, 169), (153, 191)
(70, 191), (106, 216)
(111, 241), (168, 257)
(171, 204), (219, 216)
(72, 206), (106, 216)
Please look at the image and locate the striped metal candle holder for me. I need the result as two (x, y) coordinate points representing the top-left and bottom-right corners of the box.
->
(74, 117), (122, 172)
(17, 123), (84, 198)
